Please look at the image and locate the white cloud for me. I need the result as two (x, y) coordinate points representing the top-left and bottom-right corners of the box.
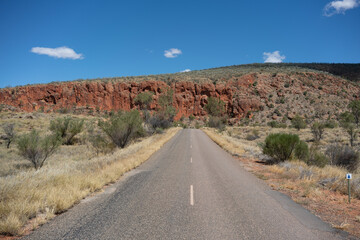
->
(324, 0), (360, 16)
(31, 46), (83, 59)
(263, 51), (286, 63)
(180, 69), (191, 73)
(164, 48), (182, 58)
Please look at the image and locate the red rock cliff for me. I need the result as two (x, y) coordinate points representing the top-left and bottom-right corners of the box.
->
(0, 79), (261, 120)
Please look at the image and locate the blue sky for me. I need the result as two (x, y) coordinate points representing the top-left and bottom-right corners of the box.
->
(0, 0), (359, 88)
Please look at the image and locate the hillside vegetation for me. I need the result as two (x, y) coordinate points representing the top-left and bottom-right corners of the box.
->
(49, 63), (360, 85)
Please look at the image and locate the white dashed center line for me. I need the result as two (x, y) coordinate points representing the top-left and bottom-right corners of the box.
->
(190, 185), (194, 206)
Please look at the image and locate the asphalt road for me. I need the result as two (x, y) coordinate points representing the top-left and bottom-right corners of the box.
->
(23, 129), (352, 240)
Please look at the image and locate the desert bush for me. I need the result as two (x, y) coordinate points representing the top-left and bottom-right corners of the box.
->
(158, 89), (177, 122)
(148, 114), (172, 132)
(262, 133), (299, 163)
(325, 144), (359, 171)
(294, 140), (309, 161)
(99, 110), (144, 148)
(189, 115), (195, 121)
(307, 144), (328, 168)
(205, 97), (225, 117)
(339, 111), (355, 127)
(1, 123), (15, 148)
(267, 121), (287, 128)
(50, 117), (84, 145)
(89, 132), (115, 155)
(134, 92), (154, 110)
(207, 116), (226, 131)
(311, 122), (325, 142)
(324, 119), (338, 128)
(16, 130), (60, 170)
(291, 115), (306, 130)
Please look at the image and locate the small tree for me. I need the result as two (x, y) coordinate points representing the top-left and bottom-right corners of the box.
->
(158, 89), (177, 121)
(50, 117), (84, 145)
(339, 111), (355, 127)
(311, 122), (325, 142)
(291, 115), (306, 131)
(343, 123), (358, 147)
(348, 100), (360, 127)
(135, 92), (154, 110)
(17, 130), (60, 170)
(99, 110), (144, 148)
(2, 123), (15, 148)
(205, 97), (225, 117)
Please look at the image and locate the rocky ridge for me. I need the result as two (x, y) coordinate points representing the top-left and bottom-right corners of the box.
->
(1, 71), (359, 123)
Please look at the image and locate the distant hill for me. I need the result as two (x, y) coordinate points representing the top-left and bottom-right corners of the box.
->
(65, 63), (360, 85)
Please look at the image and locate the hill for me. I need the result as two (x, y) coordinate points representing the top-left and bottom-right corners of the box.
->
(1, 63), (359, 124)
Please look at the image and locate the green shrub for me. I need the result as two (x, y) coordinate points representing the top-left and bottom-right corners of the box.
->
(262, 133), (299, 163)
(291, 115), (306, 130)
(17, 130), (60, 170)
(98, 110), (144, 148)
(148, 114), (172, 132)
(158, 89), (177, 121)
(189, 115), (195, 121)
(339, 111), (355, 127)
(50, 117), (84, 145)
(134, 92), (154, 110)
(89, 132), (115, 156)
(294, 140), (309, 161)
(205, 97), (225, 117)
(324, 120), (338, 128)
(267, 121), (287, 128)
(307, 145), (328, 168)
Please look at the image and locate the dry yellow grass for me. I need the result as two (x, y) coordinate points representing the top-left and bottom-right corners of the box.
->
(203, 127), (360, 199)
(0, 112), (180, 235)
(202, 128), (245, 156)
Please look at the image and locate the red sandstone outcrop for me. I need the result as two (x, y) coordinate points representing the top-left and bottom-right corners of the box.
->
(1, 72), (359, 122)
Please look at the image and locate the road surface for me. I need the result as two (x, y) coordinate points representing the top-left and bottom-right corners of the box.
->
(23, 129), (352, 240)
